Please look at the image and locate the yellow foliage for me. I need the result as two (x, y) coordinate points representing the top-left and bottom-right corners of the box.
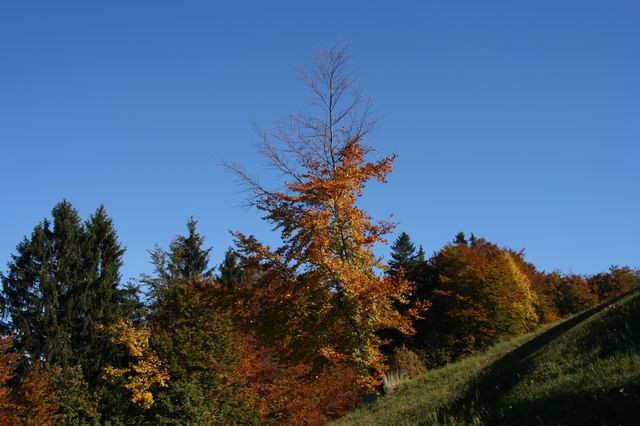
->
(102, 321), (169, 409)
(504, 253), (539, 329)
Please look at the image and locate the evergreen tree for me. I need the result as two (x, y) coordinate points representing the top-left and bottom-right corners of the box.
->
(1, 200), (134, 421)
(143, 217), (213, 305)
(168, 217), (212, 280)
(415, 245), (426, 264)
(3, 200), (85, 367)
(388, 232), (417, 279)
(77, 205), (128, 382)
(388, 234), (429, 293)
(453, 232), (467, 245)
(218, 248), (242, 290)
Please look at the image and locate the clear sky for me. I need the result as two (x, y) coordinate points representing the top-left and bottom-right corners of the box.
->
(1, 1), (638, 281)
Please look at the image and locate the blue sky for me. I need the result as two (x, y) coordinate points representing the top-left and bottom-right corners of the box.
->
(1, 1), (638, 281)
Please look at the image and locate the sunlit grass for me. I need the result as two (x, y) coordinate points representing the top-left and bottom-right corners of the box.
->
(335, 290), (640, 425)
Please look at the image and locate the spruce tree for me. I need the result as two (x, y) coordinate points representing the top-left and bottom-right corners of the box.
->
(144, 217), (213, 305)
(3, 200), (84, 367)
(388, 232), (417, 279)
(1, 200), (132, 400)
(218, 248), (242, 290)
(168, 217), (212, 280)
(454, 232), (467, 245)
(78, 205), (127, 382)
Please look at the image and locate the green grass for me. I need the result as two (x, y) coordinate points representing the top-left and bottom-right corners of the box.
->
(336, 290), (640, 425)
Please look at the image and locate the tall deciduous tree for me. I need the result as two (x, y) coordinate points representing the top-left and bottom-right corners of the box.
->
(228, 46), (423, 386)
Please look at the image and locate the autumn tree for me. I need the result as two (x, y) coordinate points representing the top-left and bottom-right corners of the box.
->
(12, 362), (60, 425)
(0, 337), (59, 425)
(237, 334), (360, 425)
(417, 237), (539, 362)
(0, 337), (18, 424)
(102, 320), (169, 410)
(509, 250), (560, 323)
(227, 46), (423, 390)
(589, 265), (639, 302)
(549, 273), (598, 316)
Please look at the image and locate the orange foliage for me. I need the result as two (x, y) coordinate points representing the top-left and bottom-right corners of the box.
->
(426, 239), (539, 358)
(232, 137), (425, 387)
(12, 363), (60, 425)
(237, 333), (361, 425)
(0, 337), (18, 424)
(0, 337), (59, 425)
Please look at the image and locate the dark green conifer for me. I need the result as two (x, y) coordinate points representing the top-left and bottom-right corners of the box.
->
(388, 232), (417, 279)
(2, 200), (133, 420)
(454, 232), (467, 245)
(3, 200), (85, 367)
(144, 217), (213, 304)
(218, 248), (242, 290)
(168, 217), (212, 280)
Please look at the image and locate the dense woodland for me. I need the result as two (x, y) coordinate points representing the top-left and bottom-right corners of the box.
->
(1, 48), (638, 425)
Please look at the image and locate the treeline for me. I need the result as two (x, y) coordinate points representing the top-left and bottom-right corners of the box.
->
(383, 231), (639, 368)
(1, 47), (638, 425)
(1, 203), (636, 425)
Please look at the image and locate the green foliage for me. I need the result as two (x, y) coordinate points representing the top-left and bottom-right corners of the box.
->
(453, 232), (467, 245)
(388, 233), (417, 279)
(1, 200), (138, 422)
(139, 222), (256, 424)
(143, 216), (213, 306)
(49, 365), (100, 425)
(167, 217), (213, 280)
(218, 248), (242, 290)
(147, 278), (257, 424)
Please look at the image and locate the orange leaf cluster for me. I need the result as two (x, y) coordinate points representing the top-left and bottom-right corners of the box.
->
(233, 137), (426, 388)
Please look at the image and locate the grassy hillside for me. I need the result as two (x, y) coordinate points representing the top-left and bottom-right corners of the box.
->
(336, 290), (640, 425)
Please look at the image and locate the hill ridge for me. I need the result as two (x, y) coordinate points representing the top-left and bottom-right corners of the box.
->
(336, 289), (640, 425)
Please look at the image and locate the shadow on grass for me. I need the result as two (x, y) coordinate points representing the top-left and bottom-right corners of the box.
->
(488, 383), (640, 426)
(444, 290), (639, 425)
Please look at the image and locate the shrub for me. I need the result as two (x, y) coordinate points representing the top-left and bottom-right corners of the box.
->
(389, 347), (427, 380)
(383, 347), (427, 393)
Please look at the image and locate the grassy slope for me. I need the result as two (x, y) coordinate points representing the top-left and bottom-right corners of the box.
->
(336, 290), (640, 425)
